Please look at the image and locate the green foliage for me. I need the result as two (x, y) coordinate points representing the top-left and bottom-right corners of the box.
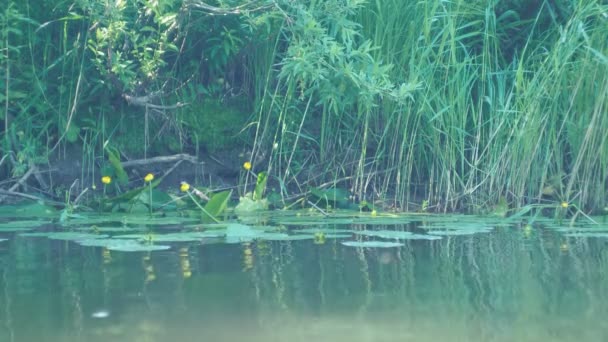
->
(310, 187), (351, 209)
(1, 0), (607, 214)
(104, 146), (129, 184)
(84, 0), (180, 92)
(177, 99), (248, 152)
(253, 172), (268, 201)
(202, 190), (232, 222)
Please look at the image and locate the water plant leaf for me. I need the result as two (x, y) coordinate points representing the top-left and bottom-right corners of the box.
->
(19, 232), (109, 240)
(235, 195), (269, 213)
(341, 241), (404, 248)
(322, 234), (353, 239)
(108, 244), (171, 252)
(354, 230), (413, 239)
(143, 232), (226, 242)
(75, 226), (144, 233)
(253, 171), (268, 201)
(136, 189), (174, 209)
(122, 215), (198, 226)
(202, 190), (232, 222)
(105, 146), (129, 184)
(225, 223), (259, 243)
(273, 217), (355, 226)
(259, 234), (316, 241)
(0, 220), (50, 231)
(427, 230), (490, 236)
(294, 228), (354, 234)
(46, 232), (110, 240)
(310, 187), (351, 208)
(563, 232), (608, 238)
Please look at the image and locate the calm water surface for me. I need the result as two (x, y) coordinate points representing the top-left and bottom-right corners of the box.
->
(0, 217), (607, 342)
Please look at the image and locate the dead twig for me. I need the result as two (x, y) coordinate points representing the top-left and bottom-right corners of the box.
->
(121, 153), (200, 167)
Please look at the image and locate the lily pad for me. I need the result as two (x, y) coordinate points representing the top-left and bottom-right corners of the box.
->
(225, 223), (260, 243)
(274, 218), (355, 226)
(427, 230), (491, 236)
(405, 234), (443, 240)
(341, 241), (404, 248)
(0, 220), (51, 231)
(563, 232), (608, 238)
(142, 232), (226, 242)
(323, 234), (353, 239)
(20, 232), (109, 240)
(77, 239), (135, 247)
(76, 238), (170, 251)
(122, 216), (199, 226)
(258, 233), (314, 241)
(354, 230), (413, 239)
(294, 228), (354, 234)
(108, 244), (171, 252)
(350, 217), (412, 225)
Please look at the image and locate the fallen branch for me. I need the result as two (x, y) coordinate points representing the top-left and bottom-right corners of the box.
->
(0, 189), (65, 206)
(121, 153), (200, 167)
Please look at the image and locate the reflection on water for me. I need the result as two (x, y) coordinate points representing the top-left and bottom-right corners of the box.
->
(1, 222), (608, 342)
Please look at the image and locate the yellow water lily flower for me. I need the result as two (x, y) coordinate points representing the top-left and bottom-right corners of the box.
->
(180, 182), (190, 192)
(560, 201), (568, 208)
(144, 173), (154, 182)
(243, 161), (252, 170)
(101, 176), (112, 185)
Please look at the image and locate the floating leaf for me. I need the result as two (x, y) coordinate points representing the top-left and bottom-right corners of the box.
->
(350, 217), (412, 225)
(256, 232), (290, 240)
(354, 230), (413, 239)
(144, 232), (225, 242)
(0, 220), (51, 231)
(323, 234), (352, 239)
(78, 239), (136, 247)
(563, 232), (608, 238)
(108, 244), (171, 252)
(75, 226), (144, 233)
(341, 241), (404, 248)
(19, 232), (110, 242)
(225, 223), (259, 243)
(294, 228), (354, 234)
(46, 232), (109, 240)
(427, 230), (491, 236)
(123, 215), (198, 226)
(274, 217), (354, 226)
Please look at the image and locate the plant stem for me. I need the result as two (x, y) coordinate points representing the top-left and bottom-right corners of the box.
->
(187, 192), (220, 223)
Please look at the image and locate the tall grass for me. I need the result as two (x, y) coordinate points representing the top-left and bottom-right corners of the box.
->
(249, 0), (607, 212)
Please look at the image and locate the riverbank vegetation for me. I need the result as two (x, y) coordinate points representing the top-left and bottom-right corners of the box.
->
(1, 0), (606, 213)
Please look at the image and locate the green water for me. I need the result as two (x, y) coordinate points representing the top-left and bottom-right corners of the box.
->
(1, 214), (607, 342)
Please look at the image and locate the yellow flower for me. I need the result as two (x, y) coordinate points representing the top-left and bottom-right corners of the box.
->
(561, 201), (568, 208)
(144, 173), (154, 182)
(180, 181), (190, 192)
(243, 161), (252, 170)
(371, 209), (378, 217)
(101, 176), (112, 185)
